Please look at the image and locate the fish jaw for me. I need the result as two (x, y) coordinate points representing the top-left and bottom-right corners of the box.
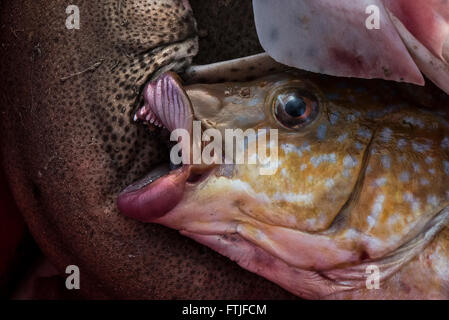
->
(151, 172), (362, 271)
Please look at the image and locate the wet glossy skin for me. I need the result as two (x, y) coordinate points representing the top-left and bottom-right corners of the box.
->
(133, 71), (449, 298)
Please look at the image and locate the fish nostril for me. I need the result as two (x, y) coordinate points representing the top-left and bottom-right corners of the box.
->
(359, 250), (371, 261)
(187, 172), (203, 184)
(186, 167), (212, 185)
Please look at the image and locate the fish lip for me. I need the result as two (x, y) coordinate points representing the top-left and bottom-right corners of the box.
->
(117, 162), (215, 222)
(117, 164), (188, 222)
(119, 163), (171, 194)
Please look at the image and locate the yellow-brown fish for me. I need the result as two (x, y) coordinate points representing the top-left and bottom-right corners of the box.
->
(118, 70), (449, 299)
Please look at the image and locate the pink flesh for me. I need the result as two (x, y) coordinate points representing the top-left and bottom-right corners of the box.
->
(253, 0), (424, 85)
(253, 0), (449, 90)
(384, 0), (449, 60)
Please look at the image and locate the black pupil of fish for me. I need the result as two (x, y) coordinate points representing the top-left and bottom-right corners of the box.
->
(284, 95), (307, 117)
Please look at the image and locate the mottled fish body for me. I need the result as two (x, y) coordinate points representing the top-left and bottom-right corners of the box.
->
(119, 70), (449, 299)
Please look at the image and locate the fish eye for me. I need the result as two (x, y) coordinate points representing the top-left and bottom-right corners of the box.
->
(272, 88), (319, 129)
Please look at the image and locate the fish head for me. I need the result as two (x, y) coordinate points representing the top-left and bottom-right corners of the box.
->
(118, 71), (449, 298)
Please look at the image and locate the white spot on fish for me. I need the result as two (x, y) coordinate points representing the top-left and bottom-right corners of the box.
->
(373, 177), (387, 187)
(281, 142), (310, 157)
(441, 137), (449, 149)
(300, 164), (307, 171)
(329, 112), (339, 125)
(443, 161), (449, 175)
(380, 128), (392, 143)
(387, 214), (401, 227)
(427, 195), (439, 207)
(344, 228), (360, 240)
(337, 133), (348, 143)
(347, 113), (360, 122)
(227, 179), (255, 192)
(217, 179), (272, 203)
(381, 155), (391, 169)
(412, 141), (431, 153)
(317, 124), (327, 140)
(425, 157), (434, 164)
(343, 155), (357, 168)
(325, 178), (335, 188)
(273, 192), (314, 204)
(403, 192), (420, 212)
(310, 153), (337, 168)
(220, 179), (315, 206)
(357, 128), (371, 139)
(412, 163), (420, 173)
(399, 171), (410, 182)
(429, 168), (436, 175)
(355, 142), (364, 150)
(403, 116), (424, 128)
(397, 139), (407, 149)
(281, 168), (287, 176)
(343, 169), (350, 177)
(367, 194), (385, 229)
(420, 178), (430, 186)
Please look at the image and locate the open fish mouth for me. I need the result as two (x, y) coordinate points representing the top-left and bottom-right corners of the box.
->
(117, 70), (449, 298)
(117, 73), (213, 222)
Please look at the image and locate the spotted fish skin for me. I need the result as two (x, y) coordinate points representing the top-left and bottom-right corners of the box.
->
(128, 70), (449, 299)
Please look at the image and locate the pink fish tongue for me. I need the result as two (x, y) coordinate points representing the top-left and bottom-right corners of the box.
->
(117, 165), (190, 222)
